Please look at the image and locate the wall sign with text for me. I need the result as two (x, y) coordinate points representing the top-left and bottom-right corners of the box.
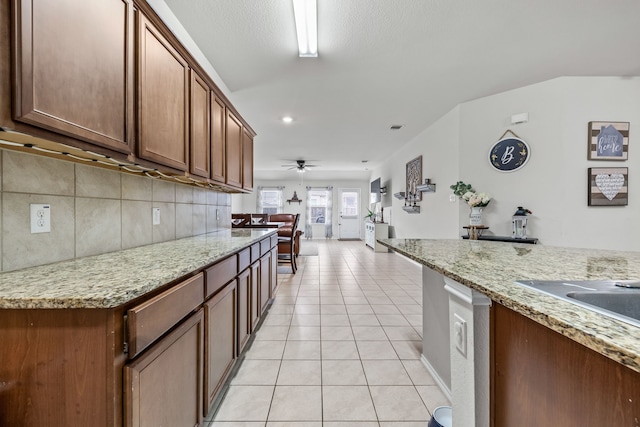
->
(488, 137), (530, 172)
(588, 167), (628, 206)
(588, 121), (629, 160)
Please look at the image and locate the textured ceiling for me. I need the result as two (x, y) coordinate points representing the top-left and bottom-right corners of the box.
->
(162, 0), (640, 181)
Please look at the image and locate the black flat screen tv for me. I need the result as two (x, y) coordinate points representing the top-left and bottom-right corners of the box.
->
(370, 177), (381, 203)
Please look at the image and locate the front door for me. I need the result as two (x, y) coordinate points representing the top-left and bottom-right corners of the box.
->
(338, 188), (360, 239)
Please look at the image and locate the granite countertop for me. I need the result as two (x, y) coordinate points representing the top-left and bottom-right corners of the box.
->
(0, 228), (277, 309)
(378, 238), (640, 373)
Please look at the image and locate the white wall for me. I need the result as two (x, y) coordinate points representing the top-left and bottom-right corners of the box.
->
(373, 76), (640, 250)
(372, 107), (462, 239)
(232, 178), (369, 239)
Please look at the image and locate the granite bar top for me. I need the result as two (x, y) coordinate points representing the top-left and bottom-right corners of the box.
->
(378, 238), (640, 373)
(0, 228), (277, 309)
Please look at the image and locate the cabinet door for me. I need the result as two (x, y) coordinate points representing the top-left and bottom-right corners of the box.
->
(237, 269), (251, 354)
(137, 13), (189, 171)
(12, 0), (134, 154)
(242, 128), (254, 191)
(250, 262), (260, 330)
(225, 110), (243, 188)
(124, 309), (203, 427)
(204, 280), (237, 414)
(260, 253), (271, 313)
(190, 70), (210, 178)
(270, 247), (278, 297)
(210, 96), (226, 183)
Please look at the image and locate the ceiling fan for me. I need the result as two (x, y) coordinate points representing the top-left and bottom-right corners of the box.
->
(281, 159), (318, 173)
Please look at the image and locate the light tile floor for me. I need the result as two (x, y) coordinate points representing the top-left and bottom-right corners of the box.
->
(206, 239), (449, 426)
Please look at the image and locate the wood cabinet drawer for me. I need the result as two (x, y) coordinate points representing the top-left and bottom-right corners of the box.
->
(270, 234), (278, 248)
(250, 243), (260, 264)
(124, 309), (204, 427)
(238, 248), (251, 272)
(205, 255), (238, 299)
(260, 238), (271, 257)
(126, 273), (204, 358)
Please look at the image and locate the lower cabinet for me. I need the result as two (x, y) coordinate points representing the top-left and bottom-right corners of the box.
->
(0, 235), (278, 427)
(250, 261), (261, 330)
(270, 247), (278, 298)
(259, 251), (271, 313)
(493, 303), (640, 425)
(123, 309), (204, 427)
(204, 280), (237, 415)
(237, 268), (251, 354)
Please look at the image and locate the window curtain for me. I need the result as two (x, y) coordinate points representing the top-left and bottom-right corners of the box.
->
(305, 186), (313, 239)
(256, 186), (284, 213)
(325, 186), (333, 238)
(277, 187), (285, 213)
(256, 186), (264, 213)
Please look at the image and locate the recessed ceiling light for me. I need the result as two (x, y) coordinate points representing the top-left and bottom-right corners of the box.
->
(361, 160), (368, 163)
(282, 116), (293, 123)
(390, 124), (404, 130)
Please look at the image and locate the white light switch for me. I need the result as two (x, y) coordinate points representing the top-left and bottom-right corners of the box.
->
(30, 204), (51, 234)
(454, 313), (467, 357)
(152, 207), (160, 225)
(449, 194), (457, 202)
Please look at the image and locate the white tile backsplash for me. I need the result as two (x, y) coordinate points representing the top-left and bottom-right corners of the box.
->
(0, 149), (231, 271)
(76, 165), (121, 199)
(3, 150), (75, 196)
(75, 198), (122, 257)
(2, 192), (75, 271)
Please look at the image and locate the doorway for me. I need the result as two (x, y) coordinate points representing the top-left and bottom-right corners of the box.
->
(338, 188), (361, 240)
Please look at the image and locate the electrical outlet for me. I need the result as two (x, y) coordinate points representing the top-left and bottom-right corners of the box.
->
(152, 207), (160, 225)
(30, 204), (51, 234)
(454, 313), (467, 357)
(449, 194), (457, 202)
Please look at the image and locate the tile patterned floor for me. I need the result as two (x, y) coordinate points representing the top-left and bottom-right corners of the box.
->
(205, 239), (449, 426)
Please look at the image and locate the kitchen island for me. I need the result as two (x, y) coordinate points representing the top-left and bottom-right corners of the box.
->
(378, 238), (640, 426)
(0, 228), (279, 427)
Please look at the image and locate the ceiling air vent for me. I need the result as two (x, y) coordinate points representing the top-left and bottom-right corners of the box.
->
(390, 124), (403, 130)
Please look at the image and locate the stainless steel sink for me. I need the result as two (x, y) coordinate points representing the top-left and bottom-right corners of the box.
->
(515, 280), (640, 328)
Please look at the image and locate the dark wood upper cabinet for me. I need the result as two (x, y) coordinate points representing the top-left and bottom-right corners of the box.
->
(225, 110), (243, 188)
(210, 96), (226, 183)
(190, 70), (210, 178)
(137, 12), (189, 171)
(12, 0), (134, 154)
(242, 128), (254, 191)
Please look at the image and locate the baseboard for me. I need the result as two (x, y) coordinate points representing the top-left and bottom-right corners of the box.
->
(421, 354), (452, 402)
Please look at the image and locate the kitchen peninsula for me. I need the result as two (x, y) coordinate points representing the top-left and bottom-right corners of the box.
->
(0, 228), (279, 427)
(378, 238), (640, 426)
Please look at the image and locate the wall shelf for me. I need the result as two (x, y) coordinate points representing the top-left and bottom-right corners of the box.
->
(402, 205), (420, 214)
(393, 192), (405, 200)
(416, 179), (436, 193)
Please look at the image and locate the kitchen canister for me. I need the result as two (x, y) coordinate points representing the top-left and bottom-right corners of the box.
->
(428, 406), (452, 427)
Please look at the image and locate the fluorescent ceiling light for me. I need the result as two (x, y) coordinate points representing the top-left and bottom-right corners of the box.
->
(292, 0), (317, 57)
(282, 116), (294, 123)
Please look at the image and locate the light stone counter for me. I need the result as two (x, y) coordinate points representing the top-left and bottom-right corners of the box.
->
(0, 228), (277, 309)
(378, 238), (640, 373)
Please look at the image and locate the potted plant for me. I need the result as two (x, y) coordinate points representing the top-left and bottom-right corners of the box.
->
(450, 181), (492, 226)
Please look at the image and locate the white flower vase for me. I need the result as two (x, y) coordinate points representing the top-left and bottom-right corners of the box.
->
(469, 207), (483, 226)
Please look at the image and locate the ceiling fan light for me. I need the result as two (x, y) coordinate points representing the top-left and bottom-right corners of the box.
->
(292, 0), (317, 57)
(297, 167), (306, 173)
